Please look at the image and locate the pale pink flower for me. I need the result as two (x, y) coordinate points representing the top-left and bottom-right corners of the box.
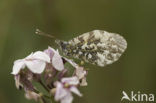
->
(63, 57), (88, 86)
(75, 67), (88, 86)
(54, 76), (82, 103)
(12, 51), (50, 75)
(12, 46), (88, 103)
(75, 67), (87, 79)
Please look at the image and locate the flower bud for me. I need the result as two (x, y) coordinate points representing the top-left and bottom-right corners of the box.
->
(25, 91), (41, 101)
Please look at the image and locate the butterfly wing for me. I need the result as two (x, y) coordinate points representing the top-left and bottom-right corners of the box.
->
(67, 30), (127, 67)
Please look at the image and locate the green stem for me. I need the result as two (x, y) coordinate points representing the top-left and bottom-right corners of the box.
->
(41, 97), (47, 103)
(39, 80), (50, 92)
(34, 88), (51, 100)
(43, 95), (51, 99)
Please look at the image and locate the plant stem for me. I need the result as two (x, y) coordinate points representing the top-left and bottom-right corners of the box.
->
(39, 80), (50, 92)
(34, 88), (51, 100)
(41, 97), (47, 103)
(43, 95), (51, 99)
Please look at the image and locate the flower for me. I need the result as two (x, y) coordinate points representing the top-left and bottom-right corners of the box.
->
(54, 76), (82, 103)
(63, 57), (88, 86)
(44, 47), (64, 71)
(43, 47), (65, 86)
(75, 67), (88, 86)
(75, 67), (87, 79)
(12, 46), (88, 103)
(12, 51), (50, 75)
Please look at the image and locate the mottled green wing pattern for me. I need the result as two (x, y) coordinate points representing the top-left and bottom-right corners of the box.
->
(57, 30), (127, 67)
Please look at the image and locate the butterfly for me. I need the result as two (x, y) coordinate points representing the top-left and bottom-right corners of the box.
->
(36, 29), (127, 67)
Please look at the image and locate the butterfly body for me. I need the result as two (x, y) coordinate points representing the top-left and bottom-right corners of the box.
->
(55, 30), (127, 67)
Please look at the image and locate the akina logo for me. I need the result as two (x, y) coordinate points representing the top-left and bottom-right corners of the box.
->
(121, 91), (155, 102)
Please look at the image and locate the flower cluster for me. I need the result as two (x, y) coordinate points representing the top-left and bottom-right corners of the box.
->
(11, 47), (87, 103)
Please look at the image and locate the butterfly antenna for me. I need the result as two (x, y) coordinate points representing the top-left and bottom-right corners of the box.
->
(35, 29), (55, 39)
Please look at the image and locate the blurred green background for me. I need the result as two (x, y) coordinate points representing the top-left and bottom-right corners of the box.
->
(0, 0), (156, 103)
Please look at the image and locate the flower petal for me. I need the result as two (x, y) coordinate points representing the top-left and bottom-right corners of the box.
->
(63, 57), (78, 69)
(14, 75), (23, 89)
(44, 47), (55, 59)
(70, 86), (82, 97)
(55, 82), (68, 101)
(76, 67), (86, 79)
(25, 60), (46, 74)
(80, 77), (88, 86)
(61, 92), (73, 103)
(11, 59), (25, 75)
(52, 51), (64, 71)
(31, 51), (50, 63)
(61, 76), (79, 85)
